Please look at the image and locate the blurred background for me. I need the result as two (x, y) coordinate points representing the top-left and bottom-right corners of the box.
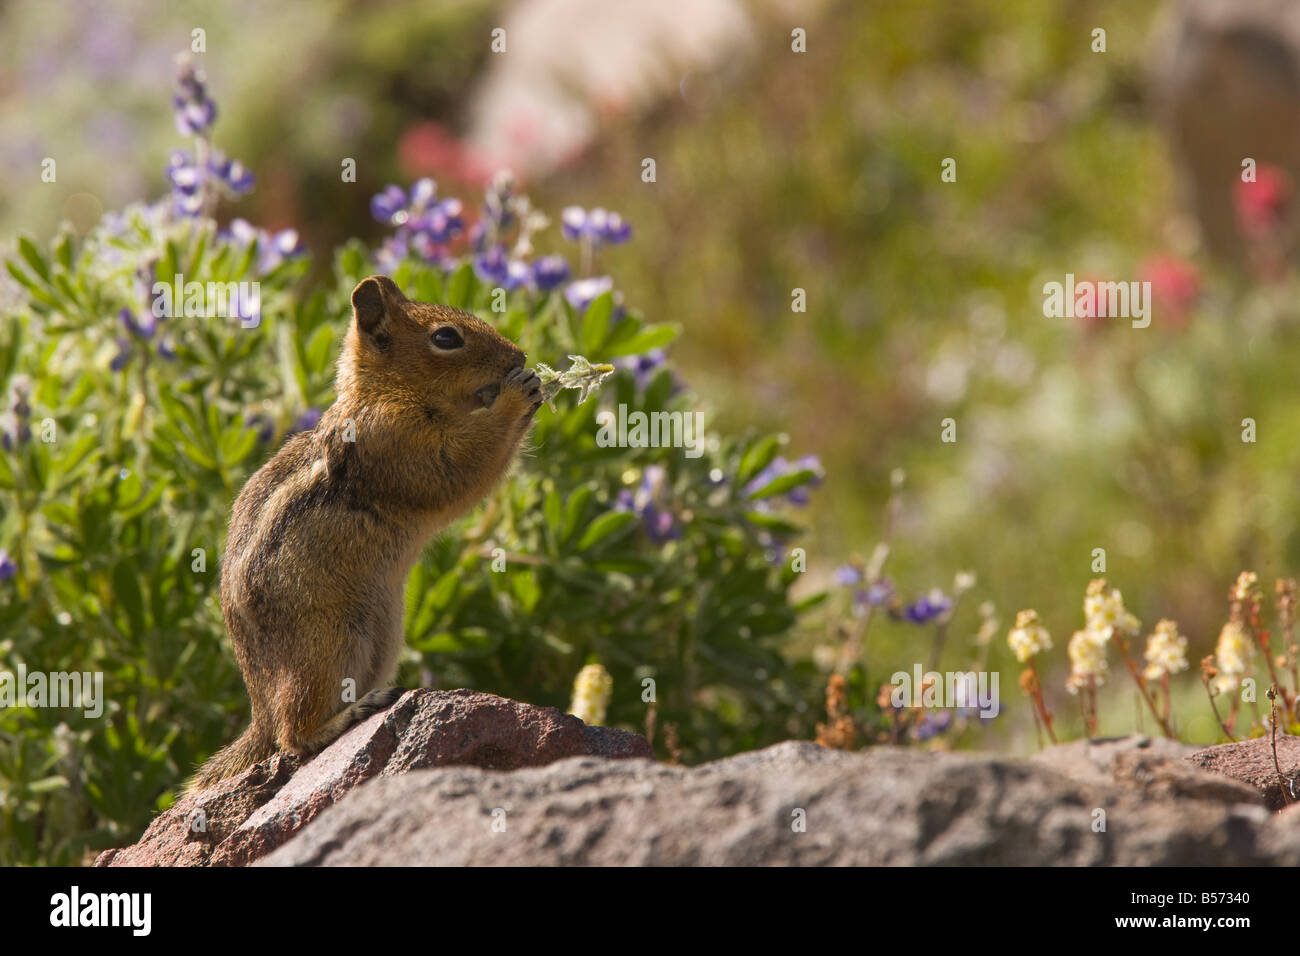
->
(4, 0), (1300, 745)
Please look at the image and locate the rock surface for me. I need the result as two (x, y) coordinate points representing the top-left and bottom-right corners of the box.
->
(261, 735), (1300, 867)
(1185, 734), (1300, 811)
(93, 688), (652, 867)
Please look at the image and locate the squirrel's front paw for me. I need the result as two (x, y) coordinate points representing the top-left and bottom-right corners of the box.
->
(499, 366), (543, 423)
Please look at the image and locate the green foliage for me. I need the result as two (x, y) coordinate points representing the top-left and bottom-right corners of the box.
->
(0, 196), (822, 865)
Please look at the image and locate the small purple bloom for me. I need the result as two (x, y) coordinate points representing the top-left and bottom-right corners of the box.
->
(0, 550), (16, 581)
(614, 465), (681, 542)
(560, 206), (586, 241)
(913, 710), (953, 741)
(370, 185), (407, 224)
(833, 564), (863, 587)
(165, 151), (201, 193)
(157, 337), (177, 361)
(174, 97), (216, 136)
(614, 348), (666, 391)
(119, 307), (157, 340)
(744, 455), (824, 502)
(903, 589), (953, 625)
(173, 59), (218, 136)
(210, 153), (254, 195)
(408, 177), (437, 212)
(561, 206), (632, 245)
(564, 276), (614, 313)
(472, 245), (509, 286)
(531, 255), (570, 292)
(246, 412), (274, 443)
(288, 408), (321, 435)
(110, 338), (132, 371)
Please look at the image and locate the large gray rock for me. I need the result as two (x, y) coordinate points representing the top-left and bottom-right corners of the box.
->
(94, 688), (652, 867)
(261, 736), (1300, 866)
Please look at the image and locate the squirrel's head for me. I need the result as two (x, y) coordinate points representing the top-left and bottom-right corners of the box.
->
(338, 275), (526, 419)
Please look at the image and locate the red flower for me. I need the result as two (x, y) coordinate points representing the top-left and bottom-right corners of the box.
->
(1235, 163), (1291, 239)
(1141, 255), (1201, 329)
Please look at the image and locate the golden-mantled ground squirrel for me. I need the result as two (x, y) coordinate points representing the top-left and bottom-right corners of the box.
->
(187, 275), (541, 792)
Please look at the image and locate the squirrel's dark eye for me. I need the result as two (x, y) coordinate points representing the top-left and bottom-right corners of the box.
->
(431, 327), (464, 350)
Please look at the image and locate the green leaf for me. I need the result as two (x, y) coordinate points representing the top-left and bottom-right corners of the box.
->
(747, 468), (817, 501)
(581, 292), (614, 353)
(562, 486), (593, 543)
(415, 271), (444, 304)
(111, 559), (146, 635)
(575, 510), (637, 551)
(738, 436), (782, 484)
(446, 262), (474, 309)
(18, 236), (49, 283)
(604, 323), (679, 358)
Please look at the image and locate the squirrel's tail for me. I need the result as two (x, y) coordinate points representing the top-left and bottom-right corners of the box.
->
(184, 721), (276, 795)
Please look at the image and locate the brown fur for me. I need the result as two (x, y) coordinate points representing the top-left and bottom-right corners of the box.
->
(186, 275), (540, 792)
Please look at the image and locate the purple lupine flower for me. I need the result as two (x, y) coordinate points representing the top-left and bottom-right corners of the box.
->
(258, 229), (302, 272)
(287, 408), (322, 436)
(165, 150), (201, 193)
(913, 709), (953, 741)
(902, 589), (953, 624)
(833, 564), (863, 587)
(483, 171), (517, 227)
(743, 455), (824, 506)
(865, 578), (894, 605)
(110, 338), (132, 371)
(173, 58), (217, 136)
(564, 276), (614, 313)
(157, 337), (177, 361)
(614, 349), (666, 391)
(416, 198), (465, 243)
(531, 255), (570, 292)
(561, 206), (632, 245)
(223, 220), (304, 275)
(614, 465), (681, 542)
(225, 218), (260, 245)
(370, 185), (407, 224)
(119, 307), (157, 340)
(174, 99), (216, 136)
(209, 153), (254, 195)
(375, 232), (409, 272)
(408, 177), (437, 213)
(560, 206), (587, 241)
(0, 550), (16, 581)
(246, 412), (274, 443)
(472, 245), (509, 286)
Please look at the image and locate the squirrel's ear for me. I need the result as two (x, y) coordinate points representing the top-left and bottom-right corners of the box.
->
(351, 275), (406, 341)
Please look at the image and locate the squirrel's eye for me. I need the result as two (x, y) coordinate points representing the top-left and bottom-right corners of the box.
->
(431, 327), (464, 350)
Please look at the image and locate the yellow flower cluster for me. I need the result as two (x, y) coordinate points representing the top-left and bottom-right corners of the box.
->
(1066, 628), (1108, 694)
(1082, 578), (1140, 640)
(1008, 609), (1052, 663)
(1214, 620), (1252, 694)
(569, 662), (613, 726)
(1142, 619), (1188, 681)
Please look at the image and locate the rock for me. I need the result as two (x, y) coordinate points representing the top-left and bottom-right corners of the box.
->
(94, 688), (652, 867)
(1032, 734), (1262, 804)
(1185, 735), (1300, 811)
(261, 738), (1300, 866)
